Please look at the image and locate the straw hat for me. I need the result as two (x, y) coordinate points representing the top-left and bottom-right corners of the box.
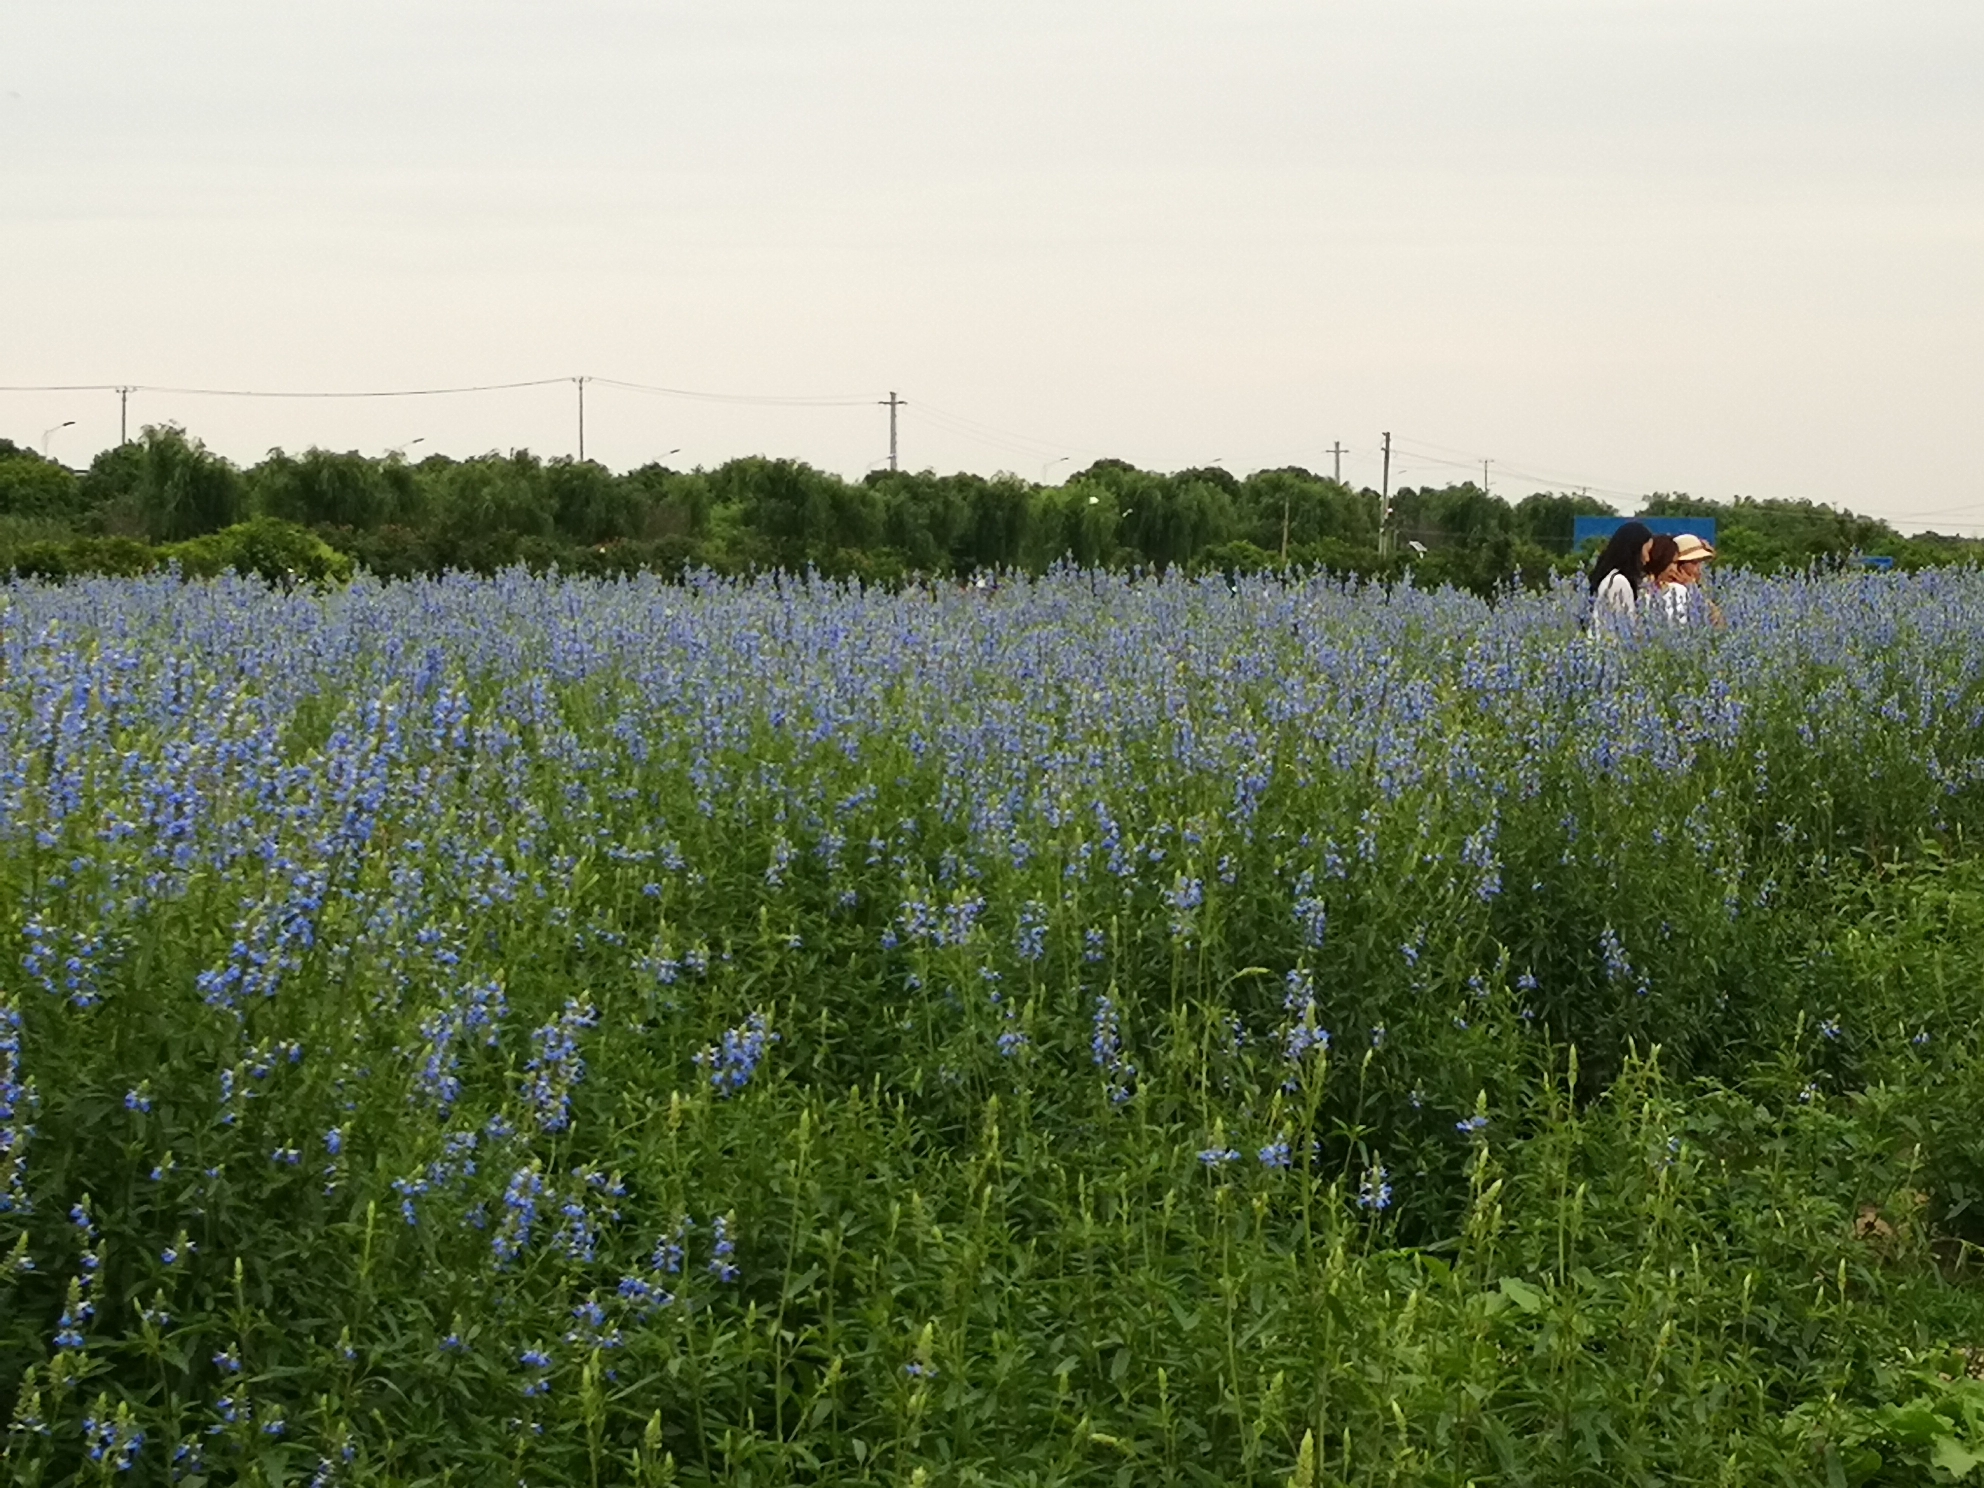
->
(1672, 533), (1715, 563)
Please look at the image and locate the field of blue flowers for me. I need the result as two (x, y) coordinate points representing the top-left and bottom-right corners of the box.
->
(8, 566), (1984, 1486)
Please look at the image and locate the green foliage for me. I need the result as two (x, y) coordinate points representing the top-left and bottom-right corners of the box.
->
(1069, 459), (1238, 569)
(5, 422), (1975, 588)
(1194, 538), (1281, 575)
(544, 457), (642, 545)
(1391, 482), (1510, 546)
(2, 535), (157, 581)
(1243, 468), (1379, 552)
(1291, 537), (1396, 580)
(88, 425), (248, 542)
(0, 451), (81, 521)
(868, 470), (972, 569)
(76, 442), (146, 529)
(3, 520), (351, 586)
(1512, 490), (1615, 550)
(1641, 492), (1899, 574)
(622, 462), (709, 539)
(4, 572), (1984, 1481)
(714, 456), (883, 566)
(164, 517), (355, 586)
(1406, 533), (1574, 594)
(250, 448), (414, 530)
(426, 450), (558, 542)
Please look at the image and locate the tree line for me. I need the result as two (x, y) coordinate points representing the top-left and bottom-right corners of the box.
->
(0, 424), (1972, 591)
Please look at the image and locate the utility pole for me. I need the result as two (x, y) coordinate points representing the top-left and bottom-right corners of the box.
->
(117, 386), (131, 445)
(1327, 442), (1345, 483)
(1380, 431), (1392, 557)
(880, 391), (904, 472)
(575, 376), (589, 461)
(1482, 458), (1491, 496)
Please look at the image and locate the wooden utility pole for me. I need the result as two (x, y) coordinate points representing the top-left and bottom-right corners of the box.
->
(880, 391), (905, 471)
(1380, 431), (1393, 557)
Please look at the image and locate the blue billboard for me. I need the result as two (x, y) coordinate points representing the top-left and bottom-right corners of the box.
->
(1572, 516), (1718, 549)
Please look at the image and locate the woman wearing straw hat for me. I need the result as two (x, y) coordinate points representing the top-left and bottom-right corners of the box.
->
(1665, 533), (1722, 626)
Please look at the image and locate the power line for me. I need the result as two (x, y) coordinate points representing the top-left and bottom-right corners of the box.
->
(588, 377), (874, 408)
(0, 377), (572, 399)
(1391, 436), (1645, 503)
(0, 375), (878, 407)
(1884, 514), (1984, 534)
(910, 405), (1095, 470)
(911, 408), (1051, 461)
(911, 399), (1087, 461)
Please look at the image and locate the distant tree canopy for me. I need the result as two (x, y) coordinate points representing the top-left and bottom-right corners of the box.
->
(0, 445), (80, 520)
(70, 426), (244, 541)
(1, 423), (1974, 590)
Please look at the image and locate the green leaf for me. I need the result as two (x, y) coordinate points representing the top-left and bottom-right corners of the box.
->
(1931, 1435), (1984, 1479)
(1498, 1277), (1546, 1314)
(1841, 1446), (1883, 1487)
(1880, 1404), (1950, 1448)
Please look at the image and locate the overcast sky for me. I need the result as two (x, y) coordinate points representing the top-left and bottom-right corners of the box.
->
(4, 1), (1980, 526)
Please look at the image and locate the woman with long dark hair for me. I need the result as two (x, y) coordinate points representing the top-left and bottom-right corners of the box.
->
(1587, 520), (1654, 629)
(1641, 534), (1681, 619)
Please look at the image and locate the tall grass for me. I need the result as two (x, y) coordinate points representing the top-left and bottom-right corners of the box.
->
(5, 566), (1984, 1484)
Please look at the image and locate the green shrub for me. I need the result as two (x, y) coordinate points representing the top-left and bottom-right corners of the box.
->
(3, 535), (157, 581)
(163, 517), (355, 586)
(0, 456), (81, 520)
(1194, 538), (1280, 575)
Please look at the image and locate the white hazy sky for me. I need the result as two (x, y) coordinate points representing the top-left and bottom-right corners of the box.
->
(3, 1), (1981, 526)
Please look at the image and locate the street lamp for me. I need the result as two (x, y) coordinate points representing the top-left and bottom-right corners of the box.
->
(1040, 456), (1071, 485)
(42, 420), (75, 457)
(386, 437), (426, 458)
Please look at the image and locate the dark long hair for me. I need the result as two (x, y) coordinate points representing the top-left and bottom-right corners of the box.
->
(1643, 534), (1679, 585)
(1587, 521), (1654, 596)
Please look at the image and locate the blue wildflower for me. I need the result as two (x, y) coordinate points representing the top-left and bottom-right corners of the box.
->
(1357, 1162), (1393, 1211)
(708, 1213), (740, 1282)
(694, 1011), (777, 1096)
